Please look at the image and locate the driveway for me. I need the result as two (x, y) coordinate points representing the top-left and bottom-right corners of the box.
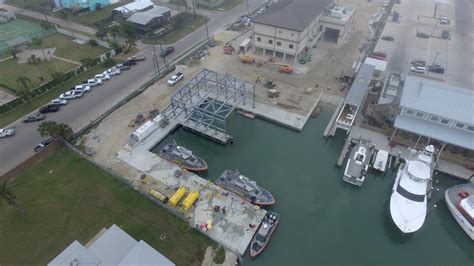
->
(0, 0), (267, 176)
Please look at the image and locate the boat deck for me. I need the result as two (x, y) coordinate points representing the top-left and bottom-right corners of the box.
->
(343, 139), (373, 185)
(446, 184), (474, 204)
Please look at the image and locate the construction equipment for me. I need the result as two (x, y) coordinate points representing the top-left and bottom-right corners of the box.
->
(182, 191), (200, 211)
(268, 89), (280, 98)
(239, 55), (255, 64)
(223, 42), (235, 54)
(279, 65), (294, 73)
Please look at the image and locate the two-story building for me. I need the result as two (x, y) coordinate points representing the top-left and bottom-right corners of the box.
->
(252, 0), (355, 64)
(392, 76), (474, 159)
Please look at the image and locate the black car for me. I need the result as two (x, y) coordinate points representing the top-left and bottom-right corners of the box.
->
(39, 104), (60, 113)
(33, 138), (54, 152)
(381, 35), (394, 41)
(416, 32), (430, 39)
(23, 113), (45, 123)
(161, 46), (174, 57)
(123, 60), (136, 66)
(428, 65), (445, 74)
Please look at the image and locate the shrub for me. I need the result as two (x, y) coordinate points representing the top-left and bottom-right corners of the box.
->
(102, 58), (116, 68)
(89, 39), (98, 47)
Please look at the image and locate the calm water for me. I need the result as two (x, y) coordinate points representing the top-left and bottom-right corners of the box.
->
(151, 108), (474, 265)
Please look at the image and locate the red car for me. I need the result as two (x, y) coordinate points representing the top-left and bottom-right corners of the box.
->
(370, 51), (387, 60)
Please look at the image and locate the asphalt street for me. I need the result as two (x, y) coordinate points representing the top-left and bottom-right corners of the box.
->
(0, 0), (267, 175)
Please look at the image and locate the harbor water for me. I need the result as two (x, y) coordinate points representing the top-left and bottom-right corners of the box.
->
(151, 107), (474, 265)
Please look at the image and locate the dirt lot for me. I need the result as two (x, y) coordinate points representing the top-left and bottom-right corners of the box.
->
(83, 0), (384, 178)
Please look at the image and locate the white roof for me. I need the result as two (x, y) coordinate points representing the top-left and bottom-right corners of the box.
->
(114, 0), (153, 14)
(127, 5), (170, 25)
(364, 57), (387, 71)
(401, 76), (474, 125)
(88, 224), (138, 265)
(119, 240), (175, 266)
(394, 115), (474, 150)
(48, 241), (100, 266)
(345, 63), (375, 106)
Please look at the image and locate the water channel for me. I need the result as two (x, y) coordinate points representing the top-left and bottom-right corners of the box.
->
(151, 107), (474, 265)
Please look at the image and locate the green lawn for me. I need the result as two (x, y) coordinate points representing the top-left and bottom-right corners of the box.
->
(144, 15), (207, 45)
(0, 148), (214, 265)
(0, 58), (76, 92)
(30, 33), (108, 62)
(0, 64), (107, 127)
(198, 0), (244, 11)
(5, 0), (47, 9)
(66, 2), (126, 27)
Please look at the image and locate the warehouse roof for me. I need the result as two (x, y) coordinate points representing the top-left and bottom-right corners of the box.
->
(252, 0), (332, 31)
(119, 240), (175, 266)
(127, 5), (170, 25)
(345, 63), (375, 106)
(113, 0), (153, 14)
(400, 76), (474, 125)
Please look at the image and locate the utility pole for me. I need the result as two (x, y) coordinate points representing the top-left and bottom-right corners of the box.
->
(204, 13), (210, 44)
(159, 42), (168, 69)
(192, 0), (196, 19)
(246, 0), (249, 16)
(151, 46), (160, 75)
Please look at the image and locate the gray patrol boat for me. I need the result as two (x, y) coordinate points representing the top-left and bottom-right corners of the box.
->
(343, 139), (373, 186)
(215, 169), (275, 205)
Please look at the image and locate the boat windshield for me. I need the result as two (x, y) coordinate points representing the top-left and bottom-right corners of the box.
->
(396, 184), (425, 202)
(256, 233), (267, 242)
(407, 171), (428, 183)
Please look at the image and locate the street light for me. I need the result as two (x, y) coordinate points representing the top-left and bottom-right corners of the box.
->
(204, 13), (210, 44)
(246, 0), (249, 17)
(159, 42), (168, 68)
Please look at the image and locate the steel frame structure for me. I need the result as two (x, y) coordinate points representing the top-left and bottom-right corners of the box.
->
(165, 69), (255, 135)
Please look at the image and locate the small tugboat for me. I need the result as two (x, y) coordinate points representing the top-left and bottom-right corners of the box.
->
(445, 183), (474, 240)
(343, 139), (372, 186)
(215, 169), (275, 205)
(159, 140), (208, 171)
(390, 145), (435, 234)
(250, 211), (279, 257)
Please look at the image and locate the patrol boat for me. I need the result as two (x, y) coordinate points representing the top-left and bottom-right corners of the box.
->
(215, 169), (275, 205)
(159, 140), (208, 171)
(250, 211), (279, 257)
(343, 139), (372, 186)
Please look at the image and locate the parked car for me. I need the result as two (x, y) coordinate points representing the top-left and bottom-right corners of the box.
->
(441, 30), (451, 40)
(416, 32), (430, 38)
(129, 55), (145, 61)
(94, 73), (111, 81)
(39, 104), (60, 113)
(428, 65), (445, 74)
(208, 40), (216, 47)
(411, 59), (426, 67)
(50, 98), (68, 106)
(0, 127), (15, 138)
(83, 78), (102, 87)
(381, 35), (394, 41)
(167, 72), (184, 86)
(123, 60), (136, 66)
(161, 46), (175, 57)
(439, 16), (449, 25)
(410, 66), (426, 74)
(60, 90), (83, 100)
(23, 112), (45, 123)
(371, 51), (387, 60)
(73, 84), (91, 92)
(116, 64), (131, 71)
(104, 67), (121, 76)
(33, 138), (54, 152)
(382, 0), (390, 7)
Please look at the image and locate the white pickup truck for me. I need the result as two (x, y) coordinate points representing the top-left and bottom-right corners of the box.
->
(0, 127), (15, 138)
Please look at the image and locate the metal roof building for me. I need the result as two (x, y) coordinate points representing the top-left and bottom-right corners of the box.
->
(127, 5), (171, 26)
(345, 63), (376, 106)
(252, 0), (332, 32)
(112, 0), (153, 17)
(394, 76), (474, 150)
(48, 224), (175, 266)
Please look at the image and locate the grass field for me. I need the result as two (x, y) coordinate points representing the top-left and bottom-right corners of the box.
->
(5, 0), (47, 9)
(0, 58), (76, 91)
(197, 0), (244, 11)
(0, 64), (107, 127)
(144, 15), (207, 45)
(0, 148), (214, 265)
(67, 2), (126, 27)
(0, 19), (54, 52)
(30, 33), (108, 62)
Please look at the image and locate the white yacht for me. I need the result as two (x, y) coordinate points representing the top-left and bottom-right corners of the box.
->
(373, 149), (389, 173)
(390, 145), (435, 233)
(445, 183), (474, 240)
(343, 139), (372, 186)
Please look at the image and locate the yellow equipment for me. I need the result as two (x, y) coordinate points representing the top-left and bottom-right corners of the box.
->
(148, 188), (168, 203)
(168, 187), (187, 207)
(182, 191), (200, 211)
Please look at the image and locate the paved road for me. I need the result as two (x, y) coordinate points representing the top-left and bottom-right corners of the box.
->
(0, 0), (266, 176)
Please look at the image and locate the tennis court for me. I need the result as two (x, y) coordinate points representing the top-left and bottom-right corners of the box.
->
(0, 19), (55, 52)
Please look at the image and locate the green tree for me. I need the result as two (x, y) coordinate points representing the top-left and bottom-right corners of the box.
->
(80, 57), (96, 68)
(109, 25), (120, 41)
(96, 24), (110, 41)
(120, 21), (135, 39)
(38, 121), (74, 145)
(51, 72), (65, 84)
(125, 37), (137, 49)
(27, 54), (41, 65)
(58, 10), (75, 38)
(32, 38), (47, 61)
(16, 76), (32, 105)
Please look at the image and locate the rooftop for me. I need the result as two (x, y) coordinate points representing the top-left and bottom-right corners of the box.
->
(127, 5), (170, 25)
(252, 0), (332, 32)
(400, 76), (474, 125)
(345, 63), (376, 106)
(321, 3), (357, 23)
(113, 0), (153, 14)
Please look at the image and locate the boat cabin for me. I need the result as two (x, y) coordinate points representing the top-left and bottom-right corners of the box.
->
(458, 195), (474, 225)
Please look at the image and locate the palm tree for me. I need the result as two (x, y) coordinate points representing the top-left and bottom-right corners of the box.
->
(16, 76), (32, 105)
(38, 121), (73, 145)
(32, 38), (46, 60)
(58, 10), (75, 38)
(0, 181), (25, 215)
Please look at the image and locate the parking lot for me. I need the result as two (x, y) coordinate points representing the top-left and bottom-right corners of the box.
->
(374, 0), (472, 88)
